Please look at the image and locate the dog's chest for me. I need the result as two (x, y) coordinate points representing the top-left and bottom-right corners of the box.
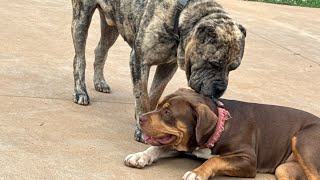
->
(191, 148), (217, 159)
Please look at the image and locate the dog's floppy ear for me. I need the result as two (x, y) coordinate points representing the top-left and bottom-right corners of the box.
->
(238, 24), (246, 37)
(177, 35), (192, 72)
(177, 40), (186, 70)
(193, 104), (218, 145)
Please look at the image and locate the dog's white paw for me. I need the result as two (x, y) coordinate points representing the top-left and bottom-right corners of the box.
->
(124, 152), (152, 168)
(182, 171), (204, 180)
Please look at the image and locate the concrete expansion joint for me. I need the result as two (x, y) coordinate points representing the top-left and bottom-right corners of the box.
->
(249, 30), (320, 66)
(0, 94), (134, 105)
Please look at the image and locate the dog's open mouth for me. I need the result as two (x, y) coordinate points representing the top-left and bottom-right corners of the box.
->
(144, 134), (177, 146)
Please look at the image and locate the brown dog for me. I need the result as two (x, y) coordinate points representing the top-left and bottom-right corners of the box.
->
(124, 88), (320, 180)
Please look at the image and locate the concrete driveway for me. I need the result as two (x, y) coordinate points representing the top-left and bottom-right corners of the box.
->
(0, 0), (319, 179)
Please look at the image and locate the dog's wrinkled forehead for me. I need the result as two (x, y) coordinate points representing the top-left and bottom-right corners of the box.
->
(194, 20), (246, 42)
(185, 25), (244, 68)
(215, 24), (245, 43)
(195, 23), (244, 58)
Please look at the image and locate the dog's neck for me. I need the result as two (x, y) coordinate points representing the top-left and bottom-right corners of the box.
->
(193, 98), (231, 150)
(202, 102), (231, 149)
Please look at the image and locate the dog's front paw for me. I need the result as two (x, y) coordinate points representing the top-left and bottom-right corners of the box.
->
(73, 89), (90, 105)
(94, 80), (111, 93)
(182, 171), (209, 180)
(124, 152), (153, 168)
(134, 127), (145, 143)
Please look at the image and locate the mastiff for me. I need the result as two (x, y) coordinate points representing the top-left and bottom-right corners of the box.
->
(71, 0), (246, 141)
(124, 88), (320, 180)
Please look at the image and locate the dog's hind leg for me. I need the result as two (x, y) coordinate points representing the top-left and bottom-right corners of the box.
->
(93, 8), (119, 93)
(292, 125), (320, 180)
(71, 0), (96, 105)
(149, 61), (178, 110)
(275, 155), (306, 180)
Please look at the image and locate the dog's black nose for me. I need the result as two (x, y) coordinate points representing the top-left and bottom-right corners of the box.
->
(213, 88), (225, 97)
(139, 115), (148, 125)
(212, 81), (227, 98)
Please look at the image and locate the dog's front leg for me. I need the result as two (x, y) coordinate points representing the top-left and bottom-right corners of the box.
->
(129, 50), (150, 142)
(183, 155), (256, 180)
(149, 61), (178, 110)
(124, 146), (178, 168)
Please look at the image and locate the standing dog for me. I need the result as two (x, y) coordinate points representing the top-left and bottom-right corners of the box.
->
(71, 0), (246, 141)
(124, 88), (320, 180)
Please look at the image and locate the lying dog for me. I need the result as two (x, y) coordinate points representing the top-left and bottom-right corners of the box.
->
(71, 0), (246, 141)
(124, 88), (320, 180)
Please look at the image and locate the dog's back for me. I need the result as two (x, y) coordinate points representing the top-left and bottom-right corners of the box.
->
(217, 99), (320, 174)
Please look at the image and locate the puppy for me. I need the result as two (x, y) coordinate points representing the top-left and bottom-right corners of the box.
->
(124, 88), (320, 180)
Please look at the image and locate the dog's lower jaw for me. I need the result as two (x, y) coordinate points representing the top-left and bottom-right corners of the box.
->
(174, 143), (188, 152)
(173, 133), (190, 152)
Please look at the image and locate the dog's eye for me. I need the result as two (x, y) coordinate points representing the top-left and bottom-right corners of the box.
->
(228, 61), (240, 71)
(209, 61), (221, 70)
(164, 109), (171, 116)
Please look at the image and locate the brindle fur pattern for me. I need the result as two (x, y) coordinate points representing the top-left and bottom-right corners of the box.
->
(124, 88), (320, 180)
(71, 0), (246, 141)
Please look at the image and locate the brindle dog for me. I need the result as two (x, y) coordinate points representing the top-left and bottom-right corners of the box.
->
(124, 88), (320, 180)
(71, 0), (246, 141)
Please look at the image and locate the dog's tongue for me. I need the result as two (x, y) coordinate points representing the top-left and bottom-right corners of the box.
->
(144, 135), (161, 145)
(144, 134), (175, 146)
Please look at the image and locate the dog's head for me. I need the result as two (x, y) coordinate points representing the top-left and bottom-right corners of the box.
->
(178, 20), (246, 98)
(139, 88), (218, 151)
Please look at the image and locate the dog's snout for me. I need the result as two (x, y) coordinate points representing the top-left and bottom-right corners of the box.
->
(211, 81), (227, 98)
(139, 115), (148, 125)
(214, 80), (227, 87)
(214, 81), (227, 90)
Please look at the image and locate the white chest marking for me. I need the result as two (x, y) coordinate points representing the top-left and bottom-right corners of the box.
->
(191, 148), (218, 159)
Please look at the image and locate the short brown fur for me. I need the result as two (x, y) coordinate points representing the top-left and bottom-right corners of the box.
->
(125, 88), (320, 180)
(292, 136), (320, 180)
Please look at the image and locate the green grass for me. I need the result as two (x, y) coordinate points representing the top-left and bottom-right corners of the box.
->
(246, 0), (320, 8)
